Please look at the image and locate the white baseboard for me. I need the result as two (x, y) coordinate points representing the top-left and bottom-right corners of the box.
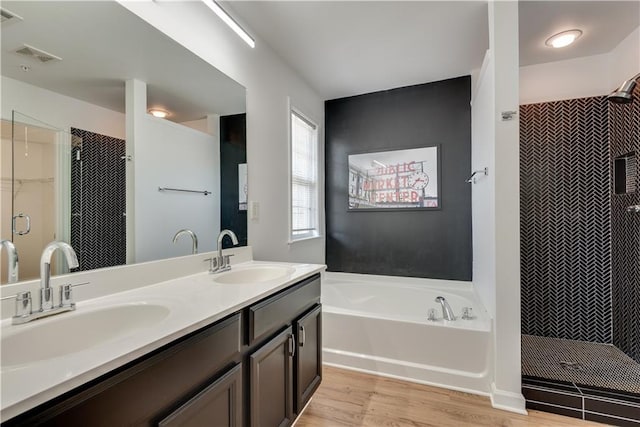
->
(490, 382), (528, 414)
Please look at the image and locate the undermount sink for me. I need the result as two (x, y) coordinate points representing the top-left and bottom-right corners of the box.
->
(213, 265), (295, 284)
(1, 304), (170, 368)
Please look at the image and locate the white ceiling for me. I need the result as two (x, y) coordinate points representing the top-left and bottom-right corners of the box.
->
(225, 1), (489, 100)
(226, 1), (639, 100)
(1, 1), (246, 123)
(519, 1), (640, 67)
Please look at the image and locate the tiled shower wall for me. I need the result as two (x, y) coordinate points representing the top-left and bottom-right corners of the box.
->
(520, 96), (612, 344)
(521, 91), (640, 364)
(70, 128), (126, 272)
(609, 85), (640, 363)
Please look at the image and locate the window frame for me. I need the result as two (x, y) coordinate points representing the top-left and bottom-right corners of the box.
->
(288, 103), (320, 243)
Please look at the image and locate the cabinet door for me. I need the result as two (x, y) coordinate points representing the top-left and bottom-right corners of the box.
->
(294, 304), (322, 413)
(7, 313), (242, 427)
(158, 363), (242, 427)
(250, 327), (294, 427)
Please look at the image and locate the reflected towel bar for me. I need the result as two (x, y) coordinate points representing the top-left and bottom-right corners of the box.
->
(158, 187), (211, 196)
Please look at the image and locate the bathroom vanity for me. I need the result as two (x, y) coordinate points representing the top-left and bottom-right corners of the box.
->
(0, 252), (324, 427)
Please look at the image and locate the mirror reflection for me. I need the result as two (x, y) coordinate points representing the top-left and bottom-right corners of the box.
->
(0, 1), (247, 284)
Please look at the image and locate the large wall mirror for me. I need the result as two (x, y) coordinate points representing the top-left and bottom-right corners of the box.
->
(0, 1), (247, 284)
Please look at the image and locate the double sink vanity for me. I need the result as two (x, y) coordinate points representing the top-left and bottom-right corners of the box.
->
(0, 246), (325, 426)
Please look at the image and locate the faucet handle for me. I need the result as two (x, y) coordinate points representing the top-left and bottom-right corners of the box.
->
(59, 282), (90, 309)
(203, 257), (219, 273)
(1, 291), (32, 318)
(222, 254), (234, 268)
(461, 307), (475, 320)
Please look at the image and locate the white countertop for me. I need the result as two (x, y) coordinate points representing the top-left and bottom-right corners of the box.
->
(0, 260), (325, 422)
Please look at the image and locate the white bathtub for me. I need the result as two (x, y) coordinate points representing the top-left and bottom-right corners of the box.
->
(322, 272), (492, 395)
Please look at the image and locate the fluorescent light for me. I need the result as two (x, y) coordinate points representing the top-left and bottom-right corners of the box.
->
(202, 0), (255, 48)
(545, 29), (582, 49)
(149, 109), (169, 118)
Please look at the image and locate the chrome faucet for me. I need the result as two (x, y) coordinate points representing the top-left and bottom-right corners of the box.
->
(207, 229), (239, 274)
(41, 241), (79, 310)
(3, 241), (84, 325)
(173, 229), (198, 254)
(0, 239), (19, 283)
(435, 296), (456, 321)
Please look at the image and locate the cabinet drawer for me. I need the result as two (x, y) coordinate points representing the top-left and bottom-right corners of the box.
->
(11, 313), (243, 427)
(249, 274), (320, 345)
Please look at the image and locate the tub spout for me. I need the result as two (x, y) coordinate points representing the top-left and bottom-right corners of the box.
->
(435, 296), (456, 321)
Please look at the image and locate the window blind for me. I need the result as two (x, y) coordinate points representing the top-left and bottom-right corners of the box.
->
(291, 111), (317, 237)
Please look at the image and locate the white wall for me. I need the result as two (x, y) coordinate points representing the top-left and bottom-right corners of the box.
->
(471, 52), (496, 317)
(520, 26), (640, 104)
(520, 53), (611, 104)
(471, 1), (525, 414)
(119, 1), (325, 265)
(126, 80), (220, 263)
(0, 76), (125, 139)
(608, 26), (640, 91)
(492, 0), (523, 413)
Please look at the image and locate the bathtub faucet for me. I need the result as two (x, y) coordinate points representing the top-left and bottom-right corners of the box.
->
(435, 296), (456, 321)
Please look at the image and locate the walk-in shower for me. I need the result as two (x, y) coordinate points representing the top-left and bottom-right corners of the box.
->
(519, 83), (640, 425)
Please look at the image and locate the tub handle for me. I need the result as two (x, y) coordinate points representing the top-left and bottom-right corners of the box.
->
(299, 325), (306, 347)
(288, 334), (296, 357)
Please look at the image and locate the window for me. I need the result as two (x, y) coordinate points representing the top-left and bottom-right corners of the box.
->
(290, 109), (319, 241)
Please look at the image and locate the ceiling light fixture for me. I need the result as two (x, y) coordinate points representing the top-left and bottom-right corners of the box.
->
(201, 0), (255, 48)
(149, 109), (169, 118)
(545, 29), (582, 49)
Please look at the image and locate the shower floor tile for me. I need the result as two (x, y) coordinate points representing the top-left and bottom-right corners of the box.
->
(522, 335), (640, 395)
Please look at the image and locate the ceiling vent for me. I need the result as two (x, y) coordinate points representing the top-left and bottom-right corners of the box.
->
(0, 8), (23, 26)
(15, 44), (62, 64)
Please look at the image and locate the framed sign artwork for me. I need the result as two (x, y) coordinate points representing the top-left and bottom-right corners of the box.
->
(348, 146), (440, 210)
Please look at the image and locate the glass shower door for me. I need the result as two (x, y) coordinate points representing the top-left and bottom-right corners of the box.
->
(0, 111), (77, 283)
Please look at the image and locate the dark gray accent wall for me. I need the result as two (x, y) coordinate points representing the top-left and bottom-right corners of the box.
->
(610, 85), (640, 363)
(325, 76), (472, 280)
(70, 128), (126, 271)
(220, 114), (247, 248)
(519, 97), (612, 344)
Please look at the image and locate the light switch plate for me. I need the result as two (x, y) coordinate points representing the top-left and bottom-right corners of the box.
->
(249, 201), (259, 220)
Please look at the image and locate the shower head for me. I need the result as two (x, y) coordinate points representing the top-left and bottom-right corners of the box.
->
(607, 73), (640, 104)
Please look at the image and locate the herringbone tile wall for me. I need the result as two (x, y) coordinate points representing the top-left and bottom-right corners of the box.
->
(609, 85), (640, 363)
(520, 96), (612, 344)
(70, 128), (126, 272)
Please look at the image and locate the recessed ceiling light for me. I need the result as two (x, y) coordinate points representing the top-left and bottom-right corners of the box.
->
(545, 29), (583, 49)
(149, 109), (169, 118)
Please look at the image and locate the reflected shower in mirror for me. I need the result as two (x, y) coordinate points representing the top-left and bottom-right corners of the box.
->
(0, 1), (247, 284)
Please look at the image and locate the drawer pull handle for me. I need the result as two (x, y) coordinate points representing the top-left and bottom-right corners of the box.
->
(299, 326), (305, 347)
(288, 334), (296, 357)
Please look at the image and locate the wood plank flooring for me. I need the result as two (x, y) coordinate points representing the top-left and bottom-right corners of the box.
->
(296, 366), (603, 427)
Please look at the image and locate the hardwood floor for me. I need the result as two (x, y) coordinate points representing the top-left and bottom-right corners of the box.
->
(296, 366), (603, 427)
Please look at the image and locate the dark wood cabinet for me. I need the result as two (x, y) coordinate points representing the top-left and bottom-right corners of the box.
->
(249, 274), (321, 345)
(159, 363), (243, 427)
(3, 313), (243, 427)
(294, 304), (322, 413)
(249, 327), (294, 427)
(2, 273), (322, 427)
